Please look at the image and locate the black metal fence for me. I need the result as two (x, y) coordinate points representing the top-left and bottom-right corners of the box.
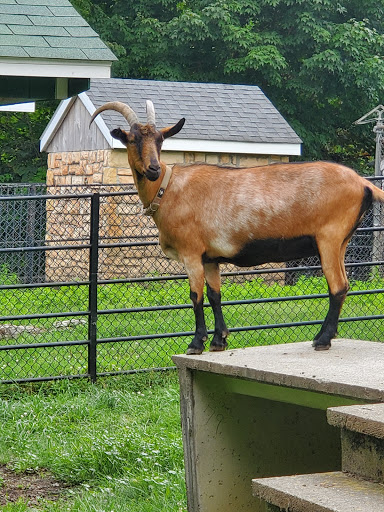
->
(0, 181), (383, 384)
(0, 183), (47, 284)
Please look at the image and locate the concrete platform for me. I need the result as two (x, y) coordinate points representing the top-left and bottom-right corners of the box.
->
(173, 339), (384, 402)
(173, 340), (384, 511)
(327, 403), (384, 439)
(252, 471), (384, 512)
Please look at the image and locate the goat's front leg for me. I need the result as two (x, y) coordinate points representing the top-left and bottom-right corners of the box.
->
(204, 262), (229, 352)
(184, 259), (208, 355)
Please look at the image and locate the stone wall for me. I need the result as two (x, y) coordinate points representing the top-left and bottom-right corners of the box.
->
(46, 149), (134, 187)
(45, 149), (289, 281)
(46, 149), (289, 187)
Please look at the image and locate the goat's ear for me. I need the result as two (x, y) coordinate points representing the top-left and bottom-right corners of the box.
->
(111, 128), (129, 145)
(161, 118), (185, 139)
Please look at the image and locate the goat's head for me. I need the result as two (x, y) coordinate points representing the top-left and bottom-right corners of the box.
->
(89, 100), (185, 182)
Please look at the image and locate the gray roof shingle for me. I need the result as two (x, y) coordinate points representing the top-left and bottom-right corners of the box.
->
(0, 0), (116, 61)
(87, 78), (302, 145)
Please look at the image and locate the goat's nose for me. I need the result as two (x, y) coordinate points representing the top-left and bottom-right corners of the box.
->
(145, 163), (161, 181)
(148, 163), (161, 173)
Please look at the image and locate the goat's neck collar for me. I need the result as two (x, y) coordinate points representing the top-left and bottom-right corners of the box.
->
(142, 165), (173, 216)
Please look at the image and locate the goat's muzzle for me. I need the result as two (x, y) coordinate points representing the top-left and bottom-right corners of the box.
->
(145, 165), (161, 182)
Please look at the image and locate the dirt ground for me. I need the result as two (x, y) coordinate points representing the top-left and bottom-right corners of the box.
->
(0, 465), (70, 507)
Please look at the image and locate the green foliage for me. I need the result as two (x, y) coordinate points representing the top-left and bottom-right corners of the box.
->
(1, 501), (30, 512)
(3, 0), (384, 179)
(70, 0), (384, 166)
(0, 102), (57, 183)
(0, 265), (19, 285)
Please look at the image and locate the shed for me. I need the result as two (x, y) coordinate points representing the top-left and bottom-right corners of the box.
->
(40, 77), (302, 187)
(40, 78), (302, 281)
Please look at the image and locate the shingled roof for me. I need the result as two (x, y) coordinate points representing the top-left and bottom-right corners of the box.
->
(0, 0), (116, 62)
(88, 78), (301, 146)
(41, 78), (302, 156)
(0, 0), (116, 106)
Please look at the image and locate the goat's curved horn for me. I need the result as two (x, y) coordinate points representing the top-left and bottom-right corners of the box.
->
(146, 100), (156, 126)
(89, 101), (139, 128)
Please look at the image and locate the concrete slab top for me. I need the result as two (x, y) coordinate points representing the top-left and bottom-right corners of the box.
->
(327, 403), (384, 439)
(172, 339), (384, 402)
(252, 471), (384, 512)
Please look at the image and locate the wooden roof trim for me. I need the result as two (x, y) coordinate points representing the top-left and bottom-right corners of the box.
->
(0, 58), (113, 78)
(162, 139), (302, 156)
(79, 91), (113, 148)
(40, 96), (75, 151)
(40, 92), (113, 151)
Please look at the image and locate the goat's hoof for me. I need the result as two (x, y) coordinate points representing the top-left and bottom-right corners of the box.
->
(209, 331), (229, 352)
(313, 334), (332, 351)
(186, 347), (204, 355)
(209, 342), (228, 352)
(209, 346), (226, 352)
(314, 343), (331, 351)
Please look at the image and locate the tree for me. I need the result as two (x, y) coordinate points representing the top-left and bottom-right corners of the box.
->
(0, 103), (57, 183)
(2, 0), (384, 182)
(71, 0), (384, 170)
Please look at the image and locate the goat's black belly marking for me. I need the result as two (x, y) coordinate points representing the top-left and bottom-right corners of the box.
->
(203, 236), (318, 267)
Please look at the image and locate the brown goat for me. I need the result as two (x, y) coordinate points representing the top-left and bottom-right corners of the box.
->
(90, 100), (384, 354)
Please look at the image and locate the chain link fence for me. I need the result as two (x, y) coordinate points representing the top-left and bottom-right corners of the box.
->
(0, 181), (384, 383)
(0, 183), (47, 284)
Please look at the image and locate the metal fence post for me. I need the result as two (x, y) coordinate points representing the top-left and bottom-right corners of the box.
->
(355, 105), (384, 276)
(88, 192), (100, 382)
(373, 121), (384, 271)
(25, 185), (36, 284)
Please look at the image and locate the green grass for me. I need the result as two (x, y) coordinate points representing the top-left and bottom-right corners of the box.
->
(1, 275), (384, 381)
(0, 372), (186, 511)
(0, 272), (383, 510)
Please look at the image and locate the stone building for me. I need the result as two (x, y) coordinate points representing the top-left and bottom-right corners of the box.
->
(40, 78), (302, 280)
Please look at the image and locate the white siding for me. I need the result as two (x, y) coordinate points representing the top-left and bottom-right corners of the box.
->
(45, 97), (110, 153)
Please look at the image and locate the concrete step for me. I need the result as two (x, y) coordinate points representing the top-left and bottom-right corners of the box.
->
(252, 471), (384, 512)
(327, 404), (384, 483)
(327, 404), (384, 439)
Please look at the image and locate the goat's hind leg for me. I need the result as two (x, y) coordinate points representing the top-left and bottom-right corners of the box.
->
(185, 258), (208, 355)
(314, 239), (349, 351)
(204, 262), (229, 352)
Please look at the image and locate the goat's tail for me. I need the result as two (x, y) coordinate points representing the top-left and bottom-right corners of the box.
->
(366, 180), (384, 203)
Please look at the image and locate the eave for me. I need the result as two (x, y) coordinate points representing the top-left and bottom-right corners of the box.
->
(110, 137), (301, 156)
(0, 102), (35, 112)
(160, 139), (301, 156)
(0, 58), (114, 78)
(0, 59), (114, 105)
